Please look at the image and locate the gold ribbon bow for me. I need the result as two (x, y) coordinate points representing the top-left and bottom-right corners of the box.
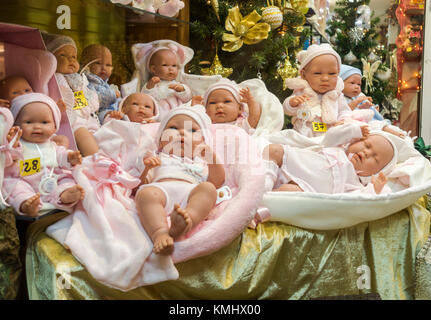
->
(222, 6), (271, 52)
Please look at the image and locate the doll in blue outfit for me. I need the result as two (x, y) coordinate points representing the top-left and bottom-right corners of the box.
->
(340, 64), (384, 121)
(81, 44), (121, 123)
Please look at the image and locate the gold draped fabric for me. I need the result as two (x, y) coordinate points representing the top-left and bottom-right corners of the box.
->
(0, 207), (22, 300)
(25, 198), (431, 300)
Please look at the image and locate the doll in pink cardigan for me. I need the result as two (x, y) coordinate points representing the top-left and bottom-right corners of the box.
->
(42, 33), (100, 156)
(191, 78), (262, 135)
(137, 40), (192, 118)
(283, 44), (352, 138)
(3, 93), (84, 217)
(135, 105), (225, 255)
(262, 122), (395, 195)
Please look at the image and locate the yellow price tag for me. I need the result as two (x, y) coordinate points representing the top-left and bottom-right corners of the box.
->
(73, 90), (89, 110)
(312, 122), (327, 132)
(19, 157), (41, 177)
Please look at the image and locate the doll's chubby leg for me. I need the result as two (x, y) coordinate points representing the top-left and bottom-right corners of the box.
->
(170, 182), (217, 238)
(74, 127), (99, 157)
(275, 182), (303, 192)
(262, 144), (285, 191)
(135, 186), (173, 255)
(263, 143), (285, 167)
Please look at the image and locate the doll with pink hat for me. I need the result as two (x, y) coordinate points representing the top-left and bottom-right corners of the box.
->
(192, 78), (262, 135)
(135, 105), (225, 255)
(132, 40), (193, 118)
(104, 92), (160, 124)
(42, 33), (100, 156)
(283, 43), (352, 138)
(2, 93), (84, 217)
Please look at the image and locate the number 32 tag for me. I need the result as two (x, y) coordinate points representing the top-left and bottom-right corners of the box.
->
(19, 157), (41, 177)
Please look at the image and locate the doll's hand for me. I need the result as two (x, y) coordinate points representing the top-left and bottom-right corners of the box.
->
(56, 99), (67, 113)
(143, 118), (156, 123)
(360, 125), (370, 138)
(147, 76), (161, 89)
(239, 87), (255, 104)
(7, 126), (22, 148)
(108, 110), (124, 120)
(67, 151), (82, 166)
(191, 95), (204, 106)
(116, 90), (121, 99)
(372, 172), (387, 194)
(168, 83), (185, 92)
(383, 126), (405, 138)
(290, 94), (309, 108)
(194, 142), (214, 161)
(0, 99), (10, 109)
(354, 96), (373, 109)
(143, 156), (161, 169)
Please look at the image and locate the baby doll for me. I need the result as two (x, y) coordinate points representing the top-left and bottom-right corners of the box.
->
(3, 93), (84, 217)
(104, 92), (159, 124)
(80, 44), (121, 123)
(0, 75), (70, 148)
(192, 78), (261, 135)
(283, 44), (352, 137)
(138, 41), (192, 117)
(340, 64), (384, 121)
(262, 122), (395, 195)
(42, 33), (100, 156)
(135, 105), (225, 255)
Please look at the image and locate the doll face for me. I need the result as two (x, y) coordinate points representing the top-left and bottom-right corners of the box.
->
(55, 45), (80, 74)
(88, 46), (113, 81)
(0, 77), (33, 102)
(205, 89), (242, 124)
(301, 54), (339, 94)
(347, 134), (394, 177)
(159, 114), (204, 158)
(123, 93), (155, 123)
(149, 49), (179, 81)
(15, 103), (56, 143)
(343, 74), (362, 98)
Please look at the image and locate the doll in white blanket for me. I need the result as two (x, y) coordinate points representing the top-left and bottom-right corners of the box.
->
(263, 123), (397, 195)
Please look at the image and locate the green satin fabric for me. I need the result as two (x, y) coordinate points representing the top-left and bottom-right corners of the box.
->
(26, 198), (431, 300)
(0, 207), (22, 300)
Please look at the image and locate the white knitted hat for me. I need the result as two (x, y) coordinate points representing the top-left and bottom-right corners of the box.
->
(41, 32), (77, 54)
(297, 44), (341, 73)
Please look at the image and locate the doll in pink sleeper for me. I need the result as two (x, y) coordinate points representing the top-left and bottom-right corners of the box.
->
(138, 41), (192, 118)
(283, 44), (352, 138)
(42, 33), (100, 156)
(262, 122), (395, 195)
(2, 93), (84, 217)
(192, 78), (261, 135)
(135, 105), (225, 255)
(104, 92), (160, 124)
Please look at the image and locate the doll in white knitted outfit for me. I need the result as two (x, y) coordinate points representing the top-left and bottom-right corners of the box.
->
(282, 44), (352, 138)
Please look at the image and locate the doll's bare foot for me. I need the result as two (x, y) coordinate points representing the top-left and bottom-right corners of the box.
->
(60, 185), (85, 204)
(20, 193), (41, 217)
(169, 204), (192, 239)
(152, 231), (174, 255)
(276, 183), (304, 192)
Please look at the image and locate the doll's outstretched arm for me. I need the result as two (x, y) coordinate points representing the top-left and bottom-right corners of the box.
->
(283, 93), (309, 116)
(139, 156), (161, 186)
(240, 87), (261, 129)
(371, 172), (388, 194)
(322, 123), (366, 147)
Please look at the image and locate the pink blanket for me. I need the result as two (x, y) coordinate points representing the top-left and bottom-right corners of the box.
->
(46, 120), (265, 290)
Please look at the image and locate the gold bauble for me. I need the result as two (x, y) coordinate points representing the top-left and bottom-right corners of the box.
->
(201, 53), (233, 78)
(289, 0), (309, 15)
(277, 57), (298, 90)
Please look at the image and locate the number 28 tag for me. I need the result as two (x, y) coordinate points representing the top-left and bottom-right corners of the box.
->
(19, 157), (41, 177)
(73, 90), (89, 110)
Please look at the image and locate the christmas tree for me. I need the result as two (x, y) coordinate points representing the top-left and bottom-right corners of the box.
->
(188, 0), (311, 103)
(326, 0), (398, 120)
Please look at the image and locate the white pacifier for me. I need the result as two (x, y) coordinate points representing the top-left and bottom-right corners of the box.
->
(38, 168), (58, 195)
(216, 186), (232, 205)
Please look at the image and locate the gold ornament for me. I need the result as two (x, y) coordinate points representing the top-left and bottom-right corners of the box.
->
(361, 57), (381, 94)
(222, 6), (271, 52)
(262, 1), (283, 30)
(277, 54), (298, 90)
(201, 53), (233, 78)
(207, 0), (220, 22)
(289, 0), (309, 15)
